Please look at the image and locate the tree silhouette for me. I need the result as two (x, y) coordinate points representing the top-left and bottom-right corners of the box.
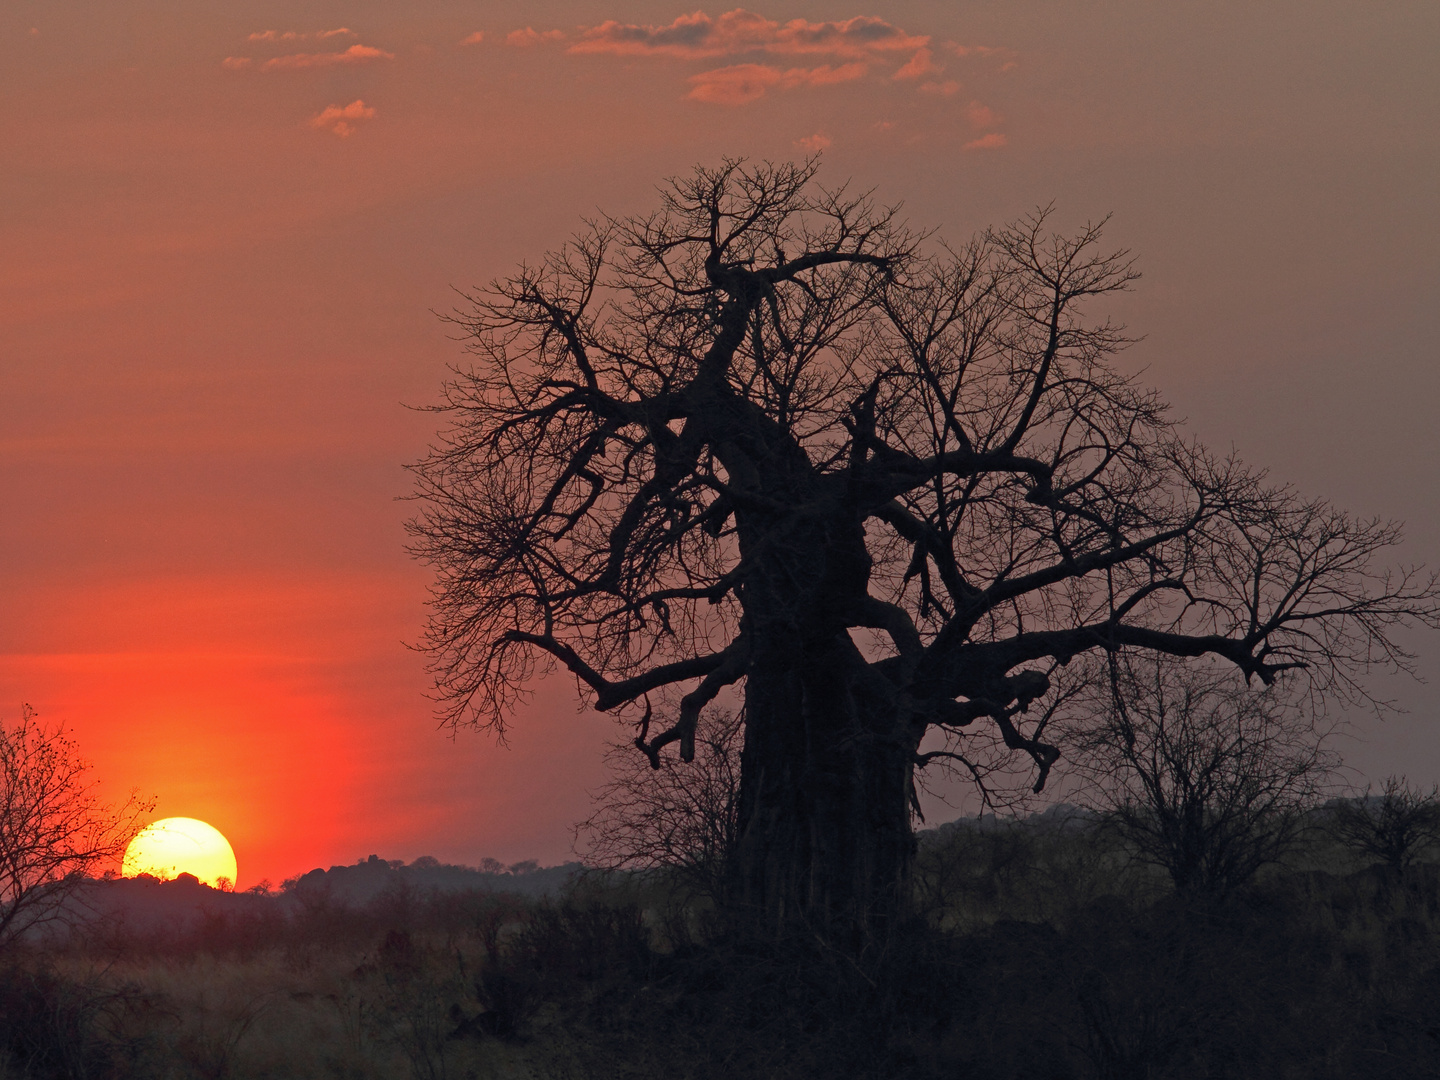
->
(409, 159), (1438, 938)
(0, 705), (151, 952)
(1068, 654), (1336, 897)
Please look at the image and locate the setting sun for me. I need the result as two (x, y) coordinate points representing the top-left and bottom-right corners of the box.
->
(123, 818), (238, 889)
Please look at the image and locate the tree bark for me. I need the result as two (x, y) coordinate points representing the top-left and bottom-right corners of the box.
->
(730, 625), (919, 940)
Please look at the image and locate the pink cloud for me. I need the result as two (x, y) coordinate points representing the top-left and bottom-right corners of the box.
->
(947, 43), (1016, 60)
(506, 27), (566, 47)
(249, 29), (354, 43)
(221, 56), (252, 71)
(795, 133), (832, 152)
(790, 62), (867, 86)
(687, 63), (781, 104)
(261, 44), (393, 70)
(947, 42), (1019, 71)
(311, 99), (376, 137)
(963, 132), (1008, 151)
(892, 47), (936, 80)
(461, 31), (485, 45)
(966, 101), (1000, 128)
(571, 9), (927, 60)
(688, 61), (867, 104)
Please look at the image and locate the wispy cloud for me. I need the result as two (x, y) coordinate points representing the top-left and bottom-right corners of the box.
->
(966, 101), (1000, 129)
(918, 79), (961, 97)
(795, 133), (832, 152)
(311, 99), (376, 137)
(221, 56), (252, 71)
(687, 61), (867, 104)
(891, 48), (936, 81)
(249, 28), (355, 43)
(570, 9), (926, 59)
(262, 44), (394, 71)
(506, 27), (566, 47)
(947, 42), (1019, 72)
(963, 132), (1007, 151)
(460, 31), (485, 45)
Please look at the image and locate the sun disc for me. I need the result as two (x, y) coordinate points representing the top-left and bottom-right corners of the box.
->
(123, 817), (238, 889)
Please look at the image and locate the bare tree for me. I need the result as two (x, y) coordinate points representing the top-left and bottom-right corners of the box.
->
(576, 706), (742, 902)
(1327, 775), (1440, 874)
(0, 705), (152, 951)
(1067, 655), (1337, 896)
(408, 159), (1439, 938)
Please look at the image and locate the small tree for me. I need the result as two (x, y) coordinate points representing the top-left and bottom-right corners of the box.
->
(1069, 655), (1337, 897)
(576, 706), (742, 903)
(0, 705), (152, 951)
(1327, 775), (1440, 874)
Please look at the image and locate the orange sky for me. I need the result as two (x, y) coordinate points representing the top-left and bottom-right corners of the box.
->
(4, 1), (1439, 887)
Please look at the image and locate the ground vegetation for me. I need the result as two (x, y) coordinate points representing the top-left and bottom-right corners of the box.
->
(4, 817), (1440, 1079)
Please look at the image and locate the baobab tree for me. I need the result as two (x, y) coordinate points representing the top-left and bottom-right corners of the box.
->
(408, 159), (1437, 939)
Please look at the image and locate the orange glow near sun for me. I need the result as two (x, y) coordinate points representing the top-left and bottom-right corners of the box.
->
(123, 817), (238, 889)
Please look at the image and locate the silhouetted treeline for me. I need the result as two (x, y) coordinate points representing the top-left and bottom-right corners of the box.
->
(25, 855), (581, 950)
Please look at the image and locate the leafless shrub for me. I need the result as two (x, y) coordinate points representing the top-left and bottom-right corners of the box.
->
(576, 706), (742, 904)
(1066, 655), (1339, 897)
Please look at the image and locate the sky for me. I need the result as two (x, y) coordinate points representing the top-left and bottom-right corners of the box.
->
(3, 1), (1438, 888)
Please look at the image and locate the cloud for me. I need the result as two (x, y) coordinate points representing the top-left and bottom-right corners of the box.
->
(222, 56), (252, 70)
(461, 31), (485, 45)
(918, 79), (961, 97)
(262, 44), (394, 71)
(947, 42), (1019, 71)
(249, 28), (354, 43)
(506, 27), (566, 47)
(792, 62), (867, 86)
(966, 101), (999, 129)
(571, 9), (926, 59)
(962, 132), (1007, 151)
(795, 133), (832, 152)
(892, 48), (936, 81)
(311, 99), (376, 137)
(687, 63), (781, 104)
(687, 61), (866, 104)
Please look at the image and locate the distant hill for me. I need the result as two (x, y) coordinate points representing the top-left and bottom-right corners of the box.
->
(34, 856), (583, 943)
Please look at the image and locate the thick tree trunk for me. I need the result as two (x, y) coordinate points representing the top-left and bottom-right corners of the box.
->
(730, 627), (919, 941)
(714, 391), (921, 940)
